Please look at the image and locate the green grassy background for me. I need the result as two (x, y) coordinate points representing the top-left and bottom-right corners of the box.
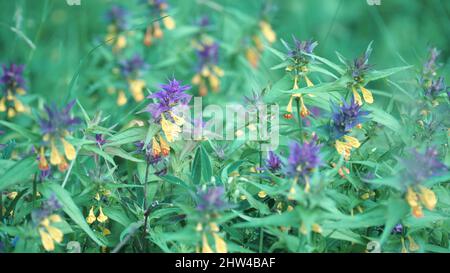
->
(0, 0), (448, 105)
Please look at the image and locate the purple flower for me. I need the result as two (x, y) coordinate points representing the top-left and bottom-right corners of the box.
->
(198, 16), (210, 28)
(196, 42), (219, 70)
(350, 45), (373, 79)
(266, 151), (282, 172)
(424, 76), (447, 99)
(134, 141), (164, 166)
(105, 5), (129, 32)
(423, 47), (440, 76)
(330, 97), (369, 139)
(1, 64), (25, 91)
(401, 147), (448, 185)
(145, 78), (191, 121)
(286, 136), (322, 179)
(391, 223), (403, 234)
(95, 134), (107, 146)
(286, 37), (318, 61)
(119, 54), (149, 78)
(39, 100), (81, 137)
(31, 195), (62, 225)
(196, 186), (230, 212)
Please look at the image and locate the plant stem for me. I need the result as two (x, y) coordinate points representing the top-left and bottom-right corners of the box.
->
(295, 97), (303, 142)
(142, 162), (151, 251)
(32, 173), (37, 208)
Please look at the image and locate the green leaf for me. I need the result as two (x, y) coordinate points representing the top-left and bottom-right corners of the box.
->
(365, 66), (412, 82)
(0, 157), (37, 192)
(191, 144), (212, 184)
(104, 127), (147, 147)
(0, 120), (40, 141)
(40, 182), (106, 247)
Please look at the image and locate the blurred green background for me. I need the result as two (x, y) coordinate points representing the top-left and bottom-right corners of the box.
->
(0, 0), (448, 107)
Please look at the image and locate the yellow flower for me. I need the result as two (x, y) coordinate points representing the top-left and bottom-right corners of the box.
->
(159, 135), (170, 156)
(39, 214), (63, 252)
(61, 138), (76, 161)
(352, 85), (373, 105)
(161, 115), (181, 142)
(213, 233), (227, 253)
(312, 223), (322, 234)
(418, 186), (437, 210)
(259, 21), (276, 43)
(258, 191), (267, 198)
(246, 48), (260, 68)
(97, 207), (108, 223)
(202, 233), (213, 253)
(50, 140), (62, 165)
(7, 191), (18, 200)
(152, 137), (162, 157)
(162, 14), (176, 30)
(117, 90), (127, 106)
(335, 136), (360, 160)
(86, 207), (96, 224)
(128, 79), (146, 102)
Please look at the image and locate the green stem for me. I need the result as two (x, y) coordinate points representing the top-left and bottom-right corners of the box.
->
(32, 173), (37, 208)
(142, 162), (151, 251)
(295, 97), (303, 142)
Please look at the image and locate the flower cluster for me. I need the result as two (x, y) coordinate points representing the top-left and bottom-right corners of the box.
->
(105, 5), (130, 52)
(134, 140), (168, 175)
(347, 45), (374, 105)
(38, 101), (80, 176)
(419, 48), (448, 100)
(192, 40), (224, 96)
(245, 5), (277, 69)
(286, 135), (322, 194)
(401, 148), (447, 218)
(196, 186), (229, 253)
(146, 79), (191, 155)
(116, 54), (149, 106)
(0, 64), (27, 118)
(31, 195), (63, 252)
(265, 151), (282, 173)
(143, 0), (176, 46)
(283, 37), (317, 120)
(331, 97), (369, 160)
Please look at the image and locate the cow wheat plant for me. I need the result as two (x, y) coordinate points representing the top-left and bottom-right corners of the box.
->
(0, 0), (449, 253)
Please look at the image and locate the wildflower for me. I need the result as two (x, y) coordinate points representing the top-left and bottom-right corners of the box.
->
(95, 134), (107, 146)
(105, 5), (129, 52)
(38, 101), (80, 174)
(286, 135), (321, 193)
(118, 54), (149, 104)
(142, 0), (176, 47)
(391, 223), (403, 234)
(244, 13), (276, 68)
(31, 195), (63, 252)
(192, 40), (224, 96)
(197, 222), (228, 253)
(401, 148), (447, 218)
(0, 64), (28, 118)
(330, 97), (369, 160)
(134, 140), (168, 176)
(283, 37), (318, 119)
(423, 76), (447, 100)
(145, 78), (191, 142)
(196, 186), (230, 212)
(422, 47), (440, 77)
(346, 44), (374, 105)
(86, 206), (108, 224)
(265, 151), (282, 172)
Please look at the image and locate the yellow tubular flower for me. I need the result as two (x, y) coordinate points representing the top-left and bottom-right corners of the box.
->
(304, 75), (314, 87)
(213, 233), (228, 253)
(209, 74), (220, 92)
(129, 79), (146, 102)
(39, 229), (55, 251)
(115, 35), (127, 51)
(0, 97), (6, 112)
(159, 135), (170, 156)
(152, 137), (161, 157)
(161, 115), (181, 142)
(192, 73), (201, 85)
(58, 157), (69, 172)
(360, 86), (374, 104)
(202, 233), (213, 253)
(312, 223), (322, 234)
(97, 207), (108, 223)
(246, 48), (259, 68)
(7, 108), (16, 118)
(259, 21), (276, 43)
(213, 66), (224, 77)
(117, 90), (127, 106)
(153, 22), (163, 39)
(61, 138), (76, 160)
(299, 97), (309, 118)
(169, 111), (185, 126)
(343, 135), (361, 148)
(352, 87), (362, 105)
(50, 140), (62, 165)
(162, 14), (175, 30)
(86, 207), (96, 224)
(418, 186), (437, 210)
(14, 98), (25, 112)
(258, 191), (267, 198)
